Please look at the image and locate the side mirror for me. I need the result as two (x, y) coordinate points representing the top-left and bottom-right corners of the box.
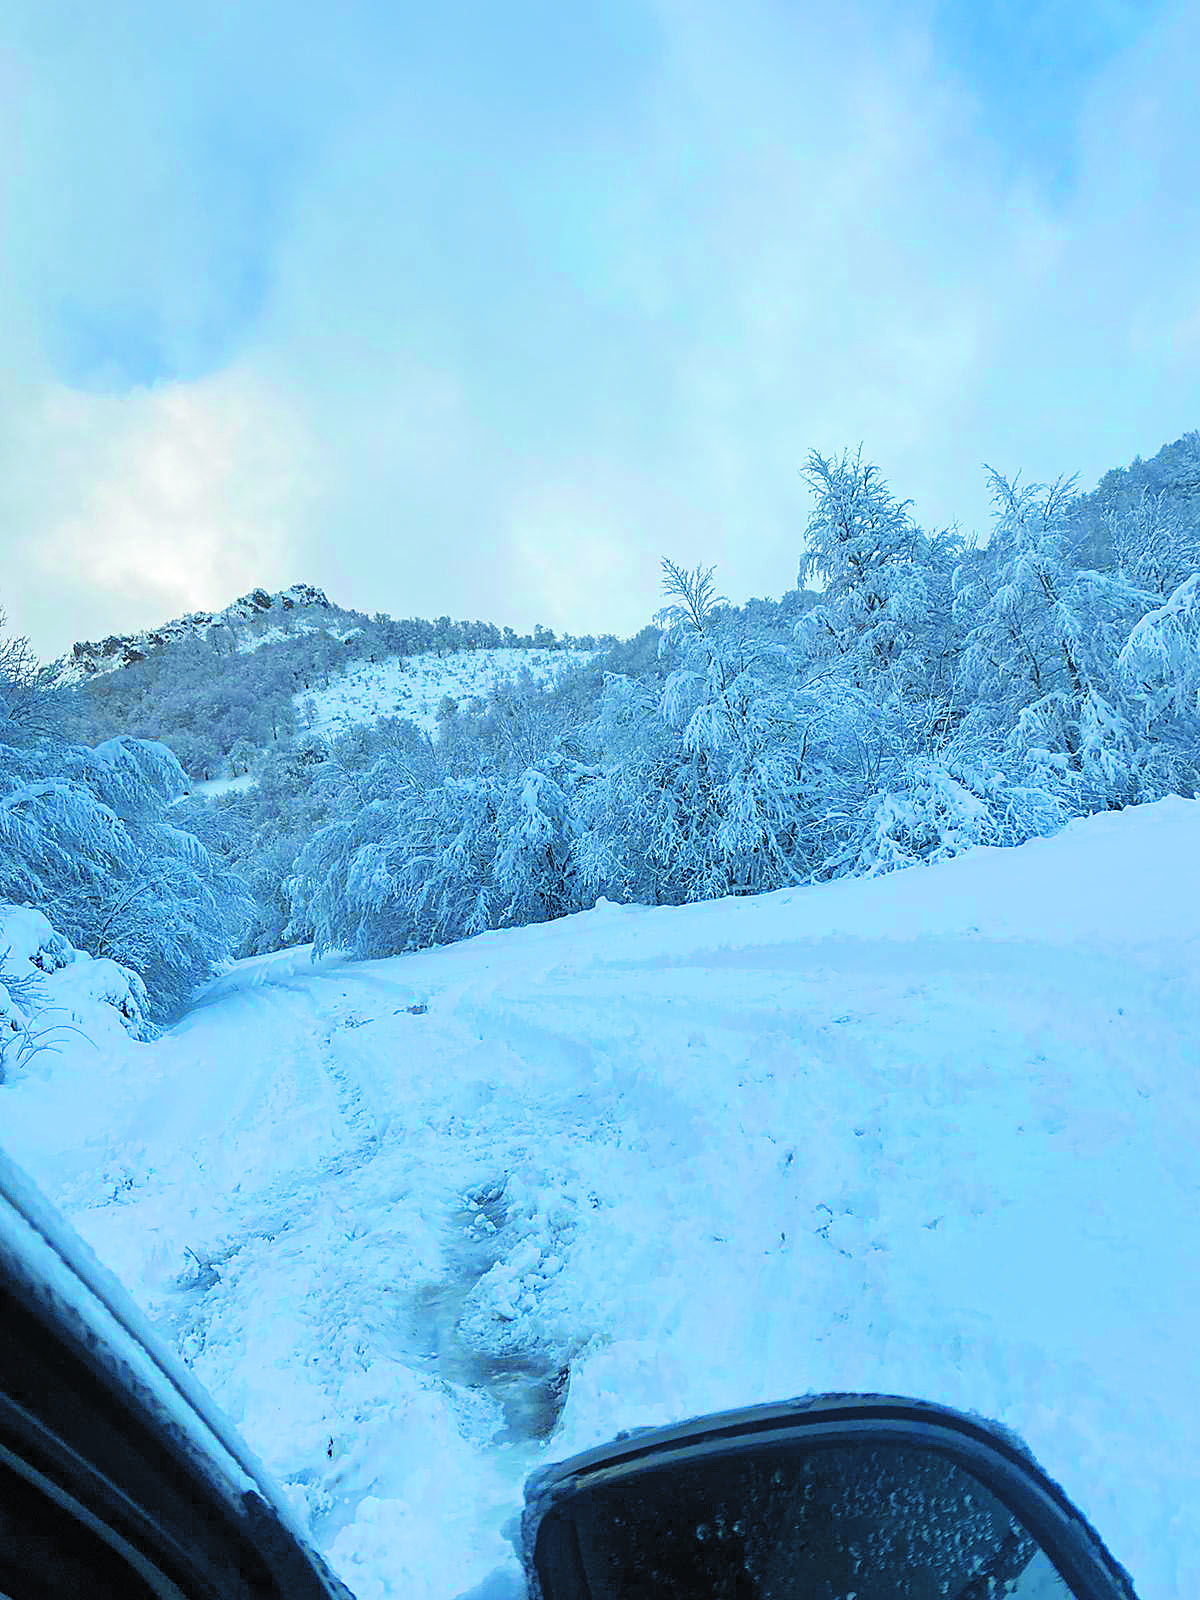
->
(521, 1395), (1139, 1600)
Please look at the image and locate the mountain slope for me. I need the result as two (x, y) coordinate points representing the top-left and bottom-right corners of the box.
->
(3, 798), (1198, 1600)
(57, 584), (606, 782)
(56, 584), (335, 685)
(297, 645), (595, 741)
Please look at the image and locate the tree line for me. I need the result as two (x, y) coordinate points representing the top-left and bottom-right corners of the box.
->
(2, 432), (1197, 1021)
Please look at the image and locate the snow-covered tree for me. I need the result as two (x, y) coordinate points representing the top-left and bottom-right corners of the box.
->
(953, 470), (1153, 810)
(572, 674), (718, 906)
(652, 561), (813, 893)
(795, 448), (932, 691)
(494, 760), (579, 925)
(227, 736), (258, 778)
(1065, 429), (1200, 575)
(0, 608), (62, 744)
(792, 450), (972, 763)
(1116, 573), (1200, 795)
(1106, 487), (1200, 599)
(572, 562), (891, 902)
(0, 733), (252, 1021)
(297, 740), (588, 959)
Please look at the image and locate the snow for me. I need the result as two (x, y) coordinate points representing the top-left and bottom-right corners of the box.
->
(2, 797), (1199, 1599)
(238, 621), (363, 655)
(189, 772), (259, 800)
(0, 903), (150, 1060)
(0, 1143), (262, 1509)
(297, 648), (593, 741)
(55, 583), (333, 685)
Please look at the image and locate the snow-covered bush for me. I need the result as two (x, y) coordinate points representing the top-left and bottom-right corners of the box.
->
(296, 748), (586, 959)
(818, 753), (1072, 879)
(0, 903), (149, 1081)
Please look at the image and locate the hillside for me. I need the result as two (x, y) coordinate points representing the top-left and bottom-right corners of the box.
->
(56, 586), (608, 781)
(3, 797), (1197, 1600)
(55, 583), (335, 685)
(298, 646), (595, 742)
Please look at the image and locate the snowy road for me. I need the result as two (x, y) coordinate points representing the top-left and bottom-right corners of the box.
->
(3, 798), (1199, 1598)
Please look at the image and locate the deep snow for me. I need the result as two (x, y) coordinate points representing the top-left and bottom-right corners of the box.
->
(2, 798), (1198, 1598)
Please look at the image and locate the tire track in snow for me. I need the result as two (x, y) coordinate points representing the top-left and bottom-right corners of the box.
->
(133, 957), (607, 1561)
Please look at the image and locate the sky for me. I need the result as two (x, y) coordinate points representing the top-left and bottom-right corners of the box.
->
(1, 0), (1197, 659)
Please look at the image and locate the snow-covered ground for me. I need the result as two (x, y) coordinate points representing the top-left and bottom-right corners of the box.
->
(238, 621), (363, 654)
(188, 772), (259, 800)
(3, 798), (1198, 1599)
(297, 647), (593, 741)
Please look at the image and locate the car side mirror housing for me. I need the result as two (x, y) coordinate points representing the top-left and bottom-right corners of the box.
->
(521, 1394), (1139, 1600)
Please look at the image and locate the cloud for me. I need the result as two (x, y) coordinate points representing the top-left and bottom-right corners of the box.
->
(3, 369), (318, 651)
(503, 469), (670, 634)
(2, 0), (1196, 661)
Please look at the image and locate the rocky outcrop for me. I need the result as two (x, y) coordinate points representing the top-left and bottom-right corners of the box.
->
(57, 585), (333, 685)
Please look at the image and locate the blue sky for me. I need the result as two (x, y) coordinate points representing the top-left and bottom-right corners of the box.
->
(936, 0), (1160, 193)
(1, 0), (1195, 656)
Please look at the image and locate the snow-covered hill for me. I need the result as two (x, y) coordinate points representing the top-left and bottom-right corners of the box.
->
(56, 583), (333, 685)
(3, 799), (1198, 1599)
(298, 647), (594, 741)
